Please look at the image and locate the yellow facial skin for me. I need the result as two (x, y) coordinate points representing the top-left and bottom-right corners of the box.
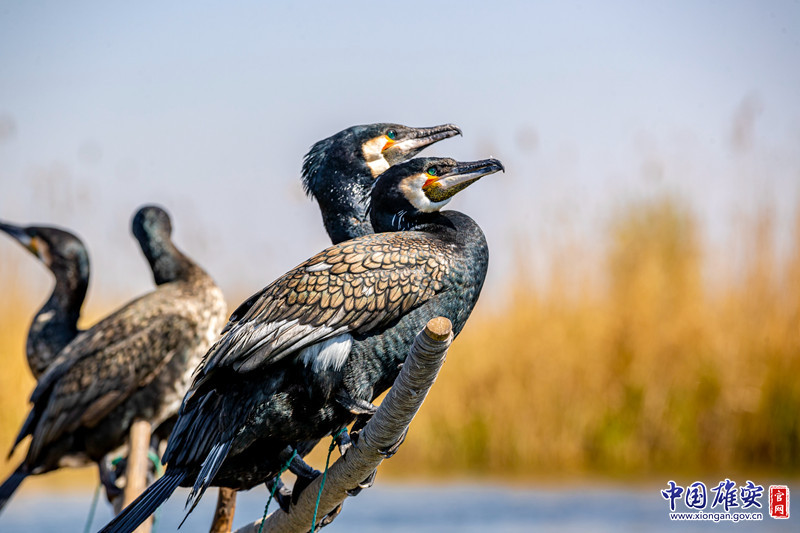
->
(28, 236), (52, 265)
(423, 175), (480, 203)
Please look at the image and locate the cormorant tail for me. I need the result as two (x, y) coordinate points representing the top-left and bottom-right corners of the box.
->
(0, 465), (27, 514)
(181, 440), (232, 526)
(98, 469), (185, 533)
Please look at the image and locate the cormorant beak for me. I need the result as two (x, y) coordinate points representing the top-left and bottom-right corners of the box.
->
(383, 124), (462, 159)
(426, 158), (505, 196)
(0, 221), (35, 251)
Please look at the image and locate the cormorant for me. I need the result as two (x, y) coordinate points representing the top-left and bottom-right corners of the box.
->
(215, 121), (462, 517)
(0, 222), (90, 379)
(0, 206), (227, 514)
(301, 123), (462, 244)
(225, 122), (461, 367)
(99, 156), (503, 533)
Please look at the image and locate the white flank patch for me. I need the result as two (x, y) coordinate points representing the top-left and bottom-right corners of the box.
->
(299, 333), (352, 373)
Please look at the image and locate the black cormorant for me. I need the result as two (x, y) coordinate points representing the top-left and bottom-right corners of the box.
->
(99, 156), (503, 533)
(0, 222), (89, 379)
(225, 122), (461, 362)
(216, 122), (462, 512)
(301, 123), (462, 244)
(0, 206), (227, 514)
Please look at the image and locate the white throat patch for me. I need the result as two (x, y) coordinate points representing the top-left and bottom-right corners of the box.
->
(362, 136), (391, 177)
(399, 175), (452, 213)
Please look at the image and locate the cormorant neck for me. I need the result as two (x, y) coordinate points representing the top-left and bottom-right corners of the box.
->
(371, 208), (452, 235)
(321, 201), (373, 244)
(144, 239), (202, 285)
(47, 267), (89, 319)
(304, 151), (375, 244)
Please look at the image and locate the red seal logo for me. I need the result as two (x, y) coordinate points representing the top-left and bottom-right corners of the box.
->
(769, 485), (789, 519)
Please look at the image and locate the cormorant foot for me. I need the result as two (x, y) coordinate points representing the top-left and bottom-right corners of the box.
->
(98, 458), (124, 502)
(291, 470), (321, 505)
(379, 427), (408, 458)
(335, 430), (353, 456)
(265, 477), (293, 513)
(335, 391), (377, 416)
(320, 503), (343, 527)
(345, 469), (376, 496)
(287, 451), (321, 481)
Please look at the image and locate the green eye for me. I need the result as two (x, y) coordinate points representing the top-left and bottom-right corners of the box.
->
(427, 167), (437, 176)
(386, 130), (397, 140)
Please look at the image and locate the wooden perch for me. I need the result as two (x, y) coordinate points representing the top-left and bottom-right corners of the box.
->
(209, 488), (238, 533)
(233, 316), (453, 533)
(122, 419), (153, 533)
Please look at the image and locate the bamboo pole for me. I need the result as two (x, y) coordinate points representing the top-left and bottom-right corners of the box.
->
(233, 317), (453, 533)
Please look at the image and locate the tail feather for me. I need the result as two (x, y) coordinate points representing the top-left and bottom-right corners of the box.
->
(0, 465), (28, 515)
(181, 440), (232, 526)
(98, 470), (185, 533)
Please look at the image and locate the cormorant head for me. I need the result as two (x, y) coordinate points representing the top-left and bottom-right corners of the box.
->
(132, 205), (173, 248)
(302, 123), (462, 243)
(132, 205), (187, 285)
(0, 220), (90, 282)
(370, 157), (504, 231)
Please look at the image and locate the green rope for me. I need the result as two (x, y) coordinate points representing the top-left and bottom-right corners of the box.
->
(310, 428), (347, 533)
(148, 450), (164, 477)
(257, 449), (298, 533)
(106, 450), (165, 532)
(82, 483), (102, 533)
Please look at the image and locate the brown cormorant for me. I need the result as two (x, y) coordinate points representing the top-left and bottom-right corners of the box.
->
(0, 222), (89, 379)
(99, 156), (503, 533)
(0, 206), (227, 514)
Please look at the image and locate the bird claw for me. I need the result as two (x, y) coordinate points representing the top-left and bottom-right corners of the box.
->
(319, 503), (343, 527)
(335, 430), (353, 456)
(335, 391), (377, 416)
(346, 468), (377, 496)
(265, 477), (293, 513)
(98, 458), (124, 502)
(379, 427), (408, 458)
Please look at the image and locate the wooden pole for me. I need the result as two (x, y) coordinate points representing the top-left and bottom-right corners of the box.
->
(209, 488), (238, 533)
(123, 419), (153, 533)
(233, 317), (453, 533)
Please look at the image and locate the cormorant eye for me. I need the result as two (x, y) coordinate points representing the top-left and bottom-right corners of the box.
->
(386, 130), (397, 140)
(427, 167), (438, 176)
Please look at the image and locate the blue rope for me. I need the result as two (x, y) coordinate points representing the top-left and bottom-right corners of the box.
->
(310, 428), (347, 533)
(258, 449), (298, 533)
(82, 483), (102, 533)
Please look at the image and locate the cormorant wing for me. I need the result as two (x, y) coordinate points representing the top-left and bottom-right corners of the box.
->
(195, 231), (451, 379)
(13, 290), (198, 463)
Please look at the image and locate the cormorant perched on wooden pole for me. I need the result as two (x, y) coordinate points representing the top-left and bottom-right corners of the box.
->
(0, 222), (90, 379)
(0, 205), (227, 515)
(99, 156), (503, 533)
(211, 122), (462, 527)
(208, 122), (461, 529)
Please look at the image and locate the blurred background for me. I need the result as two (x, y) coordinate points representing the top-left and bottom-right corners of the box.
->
(1, 1), (798, 530)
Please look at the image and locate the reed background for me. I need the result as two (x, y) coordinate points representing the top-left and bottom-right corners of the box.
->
(2, 194), (798, 487)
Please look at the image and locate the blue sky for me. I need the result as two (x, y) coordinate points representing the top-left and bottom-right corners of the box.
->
(1, 1), (798, 309)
